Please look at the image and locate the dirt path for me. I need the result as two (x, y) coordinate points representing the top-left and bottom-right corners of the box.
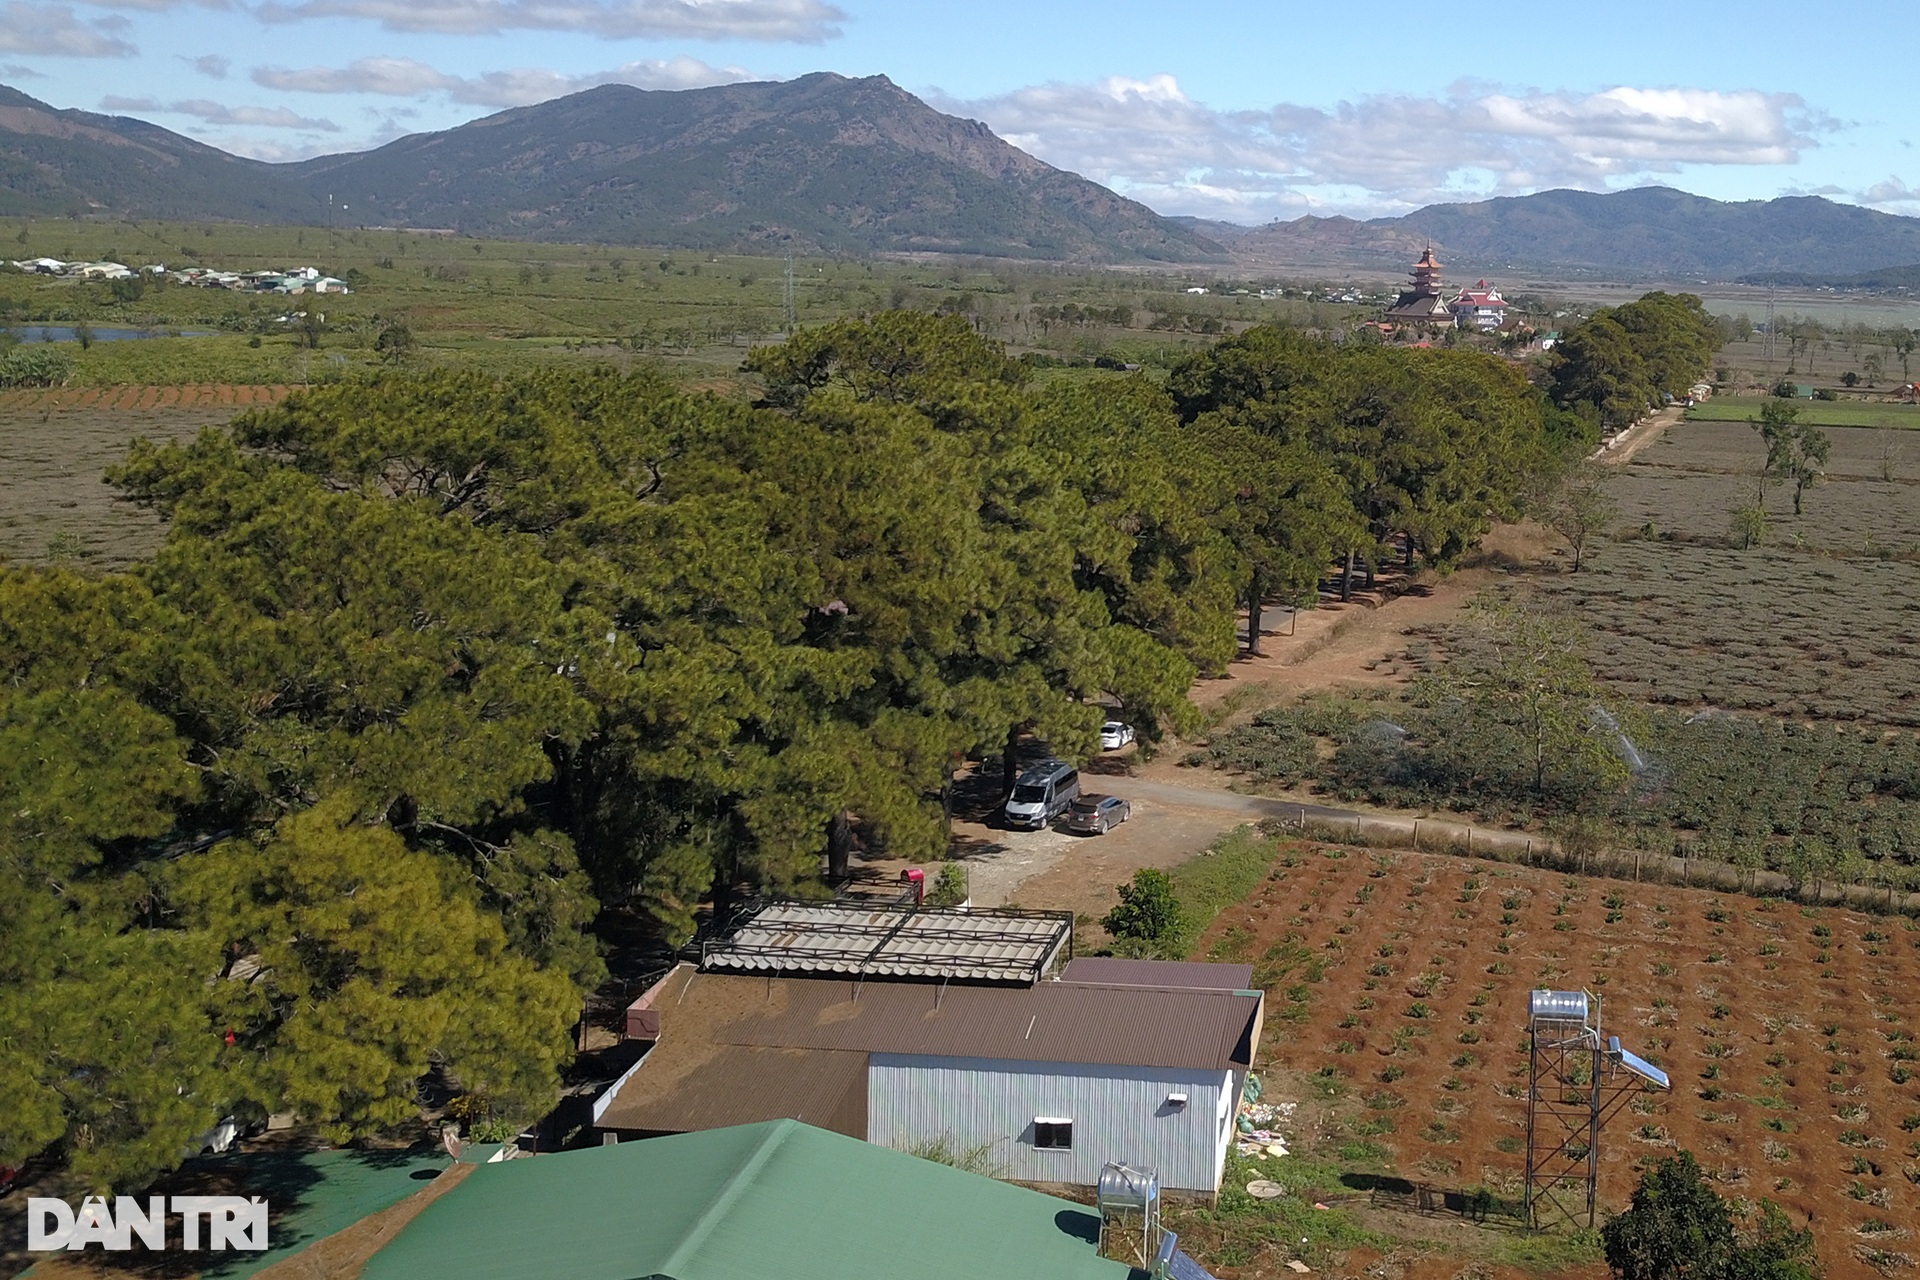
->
(926, 524), (1569, 925)
(1591, 404), (1682, 466)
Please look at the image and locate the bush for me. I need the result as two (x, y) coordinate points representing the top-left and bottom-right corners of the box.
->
(1103, 868), (1180, 952)
(0, 344), (74, 387)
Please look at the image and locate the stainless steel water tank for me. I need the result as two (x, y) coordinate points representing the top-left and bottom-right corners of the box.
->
(1528, 989), (1589, 1023)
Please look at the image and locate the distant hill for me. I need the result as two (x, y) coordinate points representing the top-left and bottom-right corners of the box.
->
(0, 76), (1222, 264)
(1738, 262), (1920, 290)
(1227, 187), (1920, 281)
(0, 85), (316, 223)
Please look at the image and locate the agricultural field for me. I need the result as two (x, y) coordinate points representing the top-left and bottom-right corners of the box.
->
(0, 218), (1370, 387)
(0, 400), (248, 564)
(1198, 837), (1919, 1279)
(1538, 419), (1920, 724)
(1688, 398), (1920, 431)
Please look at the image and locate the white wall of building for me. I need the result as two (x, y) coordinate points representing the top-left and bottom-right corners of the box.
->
(866, 1054), (1234, 1192)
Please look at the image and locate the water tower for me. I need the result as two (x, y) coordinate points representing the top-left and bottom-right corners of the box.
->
(1524, 989), (1670, 1229)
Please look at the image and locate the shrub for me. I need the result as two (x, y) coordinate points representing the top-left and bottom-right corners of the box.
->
(0, 344), (74, 387)
(1103, 868), (1180, 953)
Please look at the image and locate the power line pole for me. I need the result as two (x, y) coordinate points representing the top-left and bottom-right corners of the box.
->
(1764, 284), (1776, 366)
(783, 254), (795, 336)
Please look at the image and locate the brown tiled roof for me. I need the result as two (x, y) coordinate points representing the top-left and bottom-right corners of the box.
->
(1060, 957), (1256, 992)
(598, 1045), (867, 1137)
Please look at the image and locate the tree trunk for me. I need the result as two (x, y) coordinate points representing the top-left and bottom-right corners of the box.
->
(1002, 725), (1021, 799)
(1247, 573), (1264, 656)
(1364, 557), (1375, 590)
(1341, 548), (1355, 602)
(1404, 535), (1415, 570)
(826, 810), (852, 881)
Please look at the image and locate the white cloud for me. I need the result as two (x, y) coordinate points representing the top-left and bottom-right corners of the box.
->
(937, 76), (1829, 221)
(197, 133), (340, 161)
(188, 52), (229, 78)
(100, 94), (338, 130)
(251, 54), (755, 108)
(251, 0), (842, 41)
(1861, 176), (1920, 214)
(0, 3), (135, 57)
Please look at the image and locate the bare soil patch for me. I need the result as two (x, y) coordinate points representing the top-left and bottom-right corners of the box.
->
(0, 398), (263, 564)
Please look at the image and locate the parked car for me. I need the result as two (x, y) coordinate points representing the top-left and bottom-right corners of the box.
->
(1099, 721), (1135, 751)
(1003, 759), (1081, 830)
(1066, 793), (1130, 835)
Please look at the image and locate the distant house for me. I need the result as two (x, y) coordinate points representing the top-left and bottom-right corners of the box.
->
(10, 258), (66, 274)
(357, 1119), (1160, 1280)
(594, 956), (1262, 1194)
(1449, 280), (1508, 331)
(1185, 286), (1209, 295)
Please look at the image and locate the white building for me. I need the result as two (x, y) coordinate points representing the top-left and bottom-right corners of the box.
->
(595, 955), (1262, 1195)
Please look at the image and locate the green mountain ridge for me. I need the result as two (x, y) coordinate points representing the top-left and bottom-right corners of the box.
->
(0, 75), (1223, 264)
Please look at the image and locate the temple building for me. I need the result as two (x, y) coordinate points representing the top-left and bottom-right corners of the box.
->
(1383, 246), (1452, 323)
(1450, 280), (1509, 331)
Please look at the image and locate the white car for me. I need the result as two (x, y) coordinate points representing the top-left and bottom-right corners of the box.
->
(1100, 721), (1135, 751)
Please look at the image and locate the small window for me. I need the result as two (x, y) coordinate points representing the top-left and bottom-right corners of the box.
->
(1033, 1118), (1073, 1150)
(1060, 770), (1078, 791)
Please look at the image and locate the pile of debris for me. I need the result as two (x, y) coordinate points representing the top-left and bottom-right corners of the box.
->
(1233, 1073), (1296, 1161)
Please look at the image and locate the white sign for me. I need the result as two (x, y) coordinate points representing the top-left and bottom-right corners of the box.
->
(27, 1196), (269, 1251)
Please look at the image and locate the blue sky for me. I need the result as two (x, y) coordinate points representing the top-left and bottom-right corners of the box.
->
(3, 0), (1915, 222)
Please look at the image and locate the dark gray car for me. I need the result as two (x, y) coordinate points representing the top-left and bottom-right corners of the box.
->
(1066, 793), (1130, 835)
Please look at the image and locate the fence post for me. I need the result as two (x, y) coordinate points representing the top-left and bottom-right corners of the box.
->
(1411, 820), (1419, 851)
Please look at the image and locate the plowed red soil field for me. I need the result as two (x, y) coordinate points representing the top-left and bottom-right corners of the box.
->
(1200, 844), (1918, 1280)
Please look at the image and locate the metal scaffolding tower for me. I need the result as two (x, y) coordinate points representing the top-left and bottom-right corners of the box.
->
(1523, 989), (1671, 1230)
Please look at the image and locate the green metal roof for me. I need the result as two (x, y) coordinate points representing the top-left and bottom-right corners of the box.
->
(358, 1120), (1141, 1280)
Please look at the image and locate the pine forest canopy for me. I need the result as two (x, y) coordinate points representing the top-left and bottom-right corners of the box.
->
(0, 308), (1630, 1196)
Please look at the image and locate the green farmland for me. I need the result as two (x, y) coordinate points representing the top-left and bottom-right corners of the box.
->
(1687, 395), (1920, 429)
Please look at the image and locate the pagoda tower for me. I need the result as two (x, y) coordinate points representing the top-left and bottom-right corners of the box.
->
(1384, 244), (1452, 322)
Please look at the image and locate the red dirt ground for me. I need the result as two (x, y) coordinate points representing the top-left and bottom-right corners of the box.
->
(1196, 842), (1918, 1280)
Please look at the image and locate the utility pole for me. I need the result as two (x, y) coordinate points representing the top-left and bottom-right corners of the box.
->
(783, 253), (795, 336)
(1758, 287), (1774, 368)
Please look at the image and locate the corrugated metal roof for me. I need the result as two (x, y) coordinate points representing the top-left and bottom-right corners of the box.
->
(702, 902), (1070, 984)
(710, 972), (1259, 1072)
(360, 1120), (1136, 1280)
(1061, 957), (1256, 992)
(598, 1045), (868, 1137)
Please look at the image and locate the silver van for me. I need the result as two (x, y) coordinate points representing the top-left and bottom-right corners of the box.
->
(1003, 759), (1080, 830)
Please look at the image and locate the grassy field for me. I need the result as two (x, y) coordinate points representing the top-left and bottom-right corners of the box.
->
(0, 218), (1370, 387)
(1192, 836), (1917, 1280)
(1687, 397), (1920, 429)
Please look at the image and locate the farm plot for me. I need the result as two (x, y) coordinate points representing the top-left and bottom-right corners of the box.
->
(1610, 420), (1920, 551)
(0, 401), (247, 564)
(1538, 417), (1920, 726)
(1687, 398), (1920, 431)
(1535, 541), (1920, 725)
(1200, 840), (1920, 1279)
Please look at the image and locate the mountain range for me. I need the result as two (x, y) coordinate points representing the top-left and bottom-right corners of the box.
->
(5, 76), (1920, 281)
(1199, 187), (1920, 280)
(0, 76), (1220, 264)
